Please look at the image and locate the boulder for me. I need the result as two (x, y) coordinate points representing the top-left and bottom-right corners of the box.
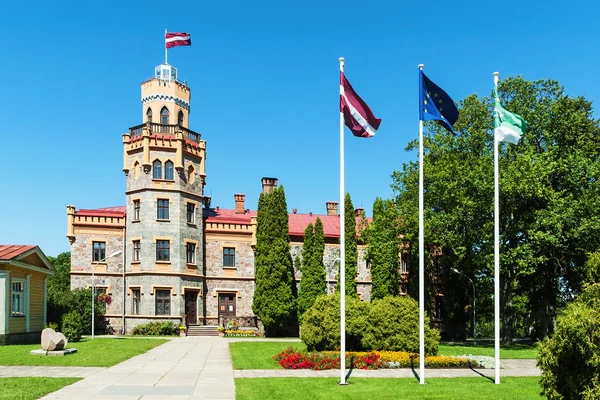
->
(41, 328), (68, 351)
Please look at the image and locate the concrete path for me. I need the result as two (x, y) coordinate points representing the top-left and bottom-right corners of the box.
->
(234, 359), (541, 379)
(39, 336), (235, 400)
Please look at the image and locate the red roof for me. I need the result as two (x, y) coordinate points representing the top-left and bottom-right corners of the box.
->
(0, 245), (36, 260)
(77, 207), (369, 238)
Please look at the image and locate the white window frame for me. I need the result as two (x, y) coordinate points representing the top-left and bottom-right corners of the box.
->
(11, 279), (25, 317)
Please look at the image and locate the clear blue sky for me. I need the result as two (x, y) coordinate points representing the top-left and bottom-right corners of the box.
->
(1, 0), (599, 257)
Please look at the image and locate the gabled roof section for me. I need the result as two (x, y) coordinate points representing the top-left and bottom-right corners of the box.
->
(75, 206), (126, 218)
(0, 245), (55, 272)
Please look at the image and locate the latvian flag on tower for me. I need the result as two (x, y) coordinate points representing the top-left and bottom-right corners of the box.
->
(165, 32), (192, 48)
(340, 72), (381, 138)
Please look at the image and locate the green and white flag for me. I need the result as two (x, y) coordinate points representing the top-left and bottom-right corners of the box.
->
(494, 88), (527, 144)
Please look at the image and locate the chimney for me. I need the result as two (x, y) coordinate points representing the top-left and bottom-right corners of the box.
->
(326, 201), (339, 216)
(261, 177), (278, 193)
(234, 194), (245, 214)
(292, 208), (297, 214)
(355, 207), (365, 217)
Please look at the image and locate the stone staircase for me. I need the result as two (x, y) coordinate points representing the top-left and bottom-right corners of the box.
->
(186, 325), (219, 337)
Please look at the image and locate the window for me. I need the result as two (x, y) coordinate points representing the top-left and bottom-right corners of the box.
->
(160, 106), (169, 124)
(156, 289), (170, 315)
(133, 200), (140, 221)
(146, 107), (152, 123)
(186, 203), (195, 223)
(186, 243), (196, 264)
(400, 259), (408, 273)
(187, 165), (195, 184)
(223, 247), (235, 268)
(434, 297), (444, 319)
(11, 280), (25, 317)
(366, 260), (371, 269)
(157, 199), (169, 220)
(165, 161), (174, 180)
(156, 240), (170, 261)
(133, 240), (141, 262)
(92, 241), (106, 262)
(132, 288), (141, 315)
(178, 110), (184, 126)
(153, 160), (162, 179)
(95, 287), (107, 296)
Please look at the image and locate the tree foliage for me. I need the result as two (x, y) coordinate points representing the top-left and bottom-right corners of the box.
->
(252, 186), (296, 334)
(363, 198), (400, 300)
(392, 76), (600, 341)
(298, 218), (326, 321)
(342, 192), (358, 297)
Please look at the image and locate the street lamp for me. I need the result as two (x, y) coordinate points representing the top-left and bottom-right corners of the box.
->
(451, 268), (476, 345)
(92, 249), (122, 339)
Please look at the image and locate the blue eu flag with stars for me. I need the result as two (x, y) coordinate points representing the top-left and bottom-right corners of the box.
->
(419, 70), (459, 133)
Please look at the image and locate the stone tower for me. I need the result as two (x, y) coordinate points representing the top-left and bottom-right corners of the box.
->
(121, 63), (206, 327)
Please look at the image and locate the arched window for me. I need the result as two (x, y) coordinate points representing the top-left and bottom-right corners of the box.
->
(177, 110), (184, 126)
(146, 108), (153, 123)
(133, 161), (140, 180)
(160, 106), (169, 124)
(165, 161), (174, 180)
(153, 160), (162, 179)
(187, 165), (195, 184)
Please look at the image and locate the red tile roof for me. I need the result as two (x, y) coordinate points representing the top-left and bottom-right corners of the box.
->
(0, 245), (36, 260)
(75, 206), (126, 218)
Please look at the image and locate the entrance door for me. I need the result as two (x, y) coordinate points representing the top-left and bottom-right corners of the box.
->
(218, 293), (236, 318)
(184, 291), (198, 325)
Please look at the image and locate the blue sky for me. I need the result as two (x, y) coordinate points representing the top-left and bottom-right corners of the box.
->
(1, 0), (599, 257)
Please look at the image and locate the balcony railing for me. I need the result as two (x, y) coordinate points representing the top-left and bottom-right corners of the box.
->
(128, 123), (201, 143)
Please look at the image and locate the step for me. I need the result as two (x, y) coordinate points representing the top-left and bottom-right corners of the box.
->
(186, 325), (219, 336)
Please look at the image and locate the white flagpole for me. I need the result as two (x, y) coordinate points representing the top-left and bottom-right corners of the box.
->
(165, 28), (168, 64)
(418, 63), (425, 385)
(493, 71), (501, 384)
(339, 56), (347, 386)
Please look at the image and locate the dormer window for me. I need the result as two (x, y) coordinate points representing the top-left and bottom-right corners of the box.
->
(160, 106), (169, 124)
(147, 108), (153, 123)
(153, 160), (162, 179)
(165, 161), (174, 181)
(178, 110), (184, 126)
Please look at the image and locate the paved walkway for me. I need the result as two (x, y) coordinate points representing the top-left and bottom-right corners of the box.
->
(39, 336), (235, 400)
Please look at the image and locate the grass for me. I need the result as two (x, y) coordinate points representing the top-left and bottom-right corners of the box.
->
(235, 377), (544, 400)
(0, 377), (81, 400)
(0, 337), (167, 367)
(230, 341), (538, 370)
(438, 343), (538, 359)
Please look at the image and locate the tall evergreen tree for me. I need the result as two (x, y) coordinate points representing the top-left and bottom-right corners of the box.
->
(298, 218), (327, 321)
(252, 186), (296, 334)
(364, 198), (400, 299)
(343, 192), (358, 296)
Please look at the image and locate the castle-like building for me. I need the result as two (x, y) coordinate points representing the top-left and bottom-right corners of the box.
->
(65, 63), (412, 334)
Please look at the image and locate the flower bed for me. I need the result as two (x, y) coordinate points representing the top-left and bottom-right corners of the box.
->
(222, 329), (260, 337)
(273, 347), (476, 370)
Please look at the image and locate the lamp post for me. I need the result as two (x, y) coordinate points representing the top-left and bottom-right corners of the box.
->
(451, 268), (476, 345)
(92, 249), (122, 339)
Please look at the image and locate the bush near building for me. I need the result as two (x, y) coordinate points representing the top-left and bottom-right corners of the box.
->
(131, 321), (179, 336)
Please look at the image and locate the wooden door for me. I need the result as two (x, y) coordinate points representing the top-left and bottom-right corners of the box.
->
(218, 293), (236, 317)
(185, 291), (198, 325)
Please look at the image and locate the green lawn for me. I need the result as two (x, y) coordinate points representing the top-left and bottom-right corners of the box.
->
(0, 338), (167, 367)
(230, 341), (538, 370)
(0, 377), (81, 400)
(235, 377), (545, 400)
(438, 343), (538, 359)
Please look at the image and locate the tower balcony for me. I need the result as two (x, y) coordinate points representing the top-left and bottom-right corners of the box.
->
(129, 122), (201, 143)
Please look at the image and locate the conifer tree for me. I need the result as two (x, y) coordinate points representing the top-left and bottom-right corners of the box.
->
(252, 186), (296, 334)
(343, 192), (358, 296)
(365, 197), (400, 299)
(298, 218), (326, 321)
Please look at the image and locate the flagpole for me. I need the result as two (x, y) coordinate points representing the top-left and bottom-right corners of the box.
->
(339, 56), (347, 386)
(165, 28), (168, 64)
(418, 63), (425, 385)
(493, 71), (501, 385)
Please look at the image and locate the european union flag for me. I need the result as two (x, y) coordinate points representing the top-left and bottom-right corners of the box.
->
(419, 70), (459, 133)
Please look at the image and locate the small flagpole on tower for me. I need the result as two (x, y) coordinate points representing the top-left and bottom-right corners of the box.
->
(418, 63), (425, 385)
(165, 28), (168, 64)
(339, 56), (347, 386)
(493, 71), (501, 385)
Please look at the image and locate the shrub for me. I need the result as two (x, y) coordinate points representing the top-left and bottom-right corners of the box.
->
(538, 292), (600, 399)
(131, 321), (178, 336)
(301, 293), (370, 351)
(61, 311), (84, 342)
(45, 322), (59, 331)
(362, 296), (440, 355)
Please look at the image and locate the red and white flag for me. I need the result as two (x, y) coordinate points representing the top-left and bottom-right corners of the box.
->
(340, 72), (381, 138)
(165, 32), (191, 48)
